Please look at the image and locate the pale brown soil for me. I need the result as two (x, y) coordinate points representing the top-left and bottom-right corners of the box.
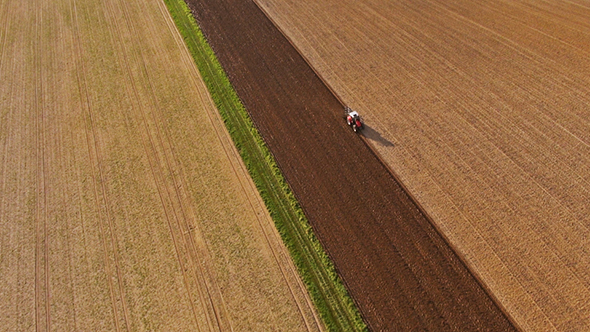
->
(255, 0), (590, 330)
(0, 0), (322, 330)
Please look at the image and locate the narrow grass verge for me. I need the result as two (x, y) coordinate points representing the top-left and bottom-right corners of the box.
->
(162, 0), (368, 330)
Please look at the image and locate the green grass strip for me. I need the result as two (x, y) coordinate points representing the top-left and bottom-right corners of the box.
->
(162, 0), (368, 330)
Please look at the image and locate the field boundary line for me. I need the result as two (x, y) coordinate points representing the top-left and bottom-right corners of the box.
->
(246, 3), (389, 330)
(163, 0), (367, 330)
(358, 132), (522, 331)
(156, 0), (263, 328)
(155, 0), (319, 329)
(250, 1), (523, 330)
(258, 2), (524, 329)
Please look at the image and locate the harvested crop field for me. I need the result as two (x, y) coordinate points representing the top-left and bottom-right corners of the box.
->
(0, 0), (322, 330)
(254, 0), (590, 330)
(188, 0), (516, 330)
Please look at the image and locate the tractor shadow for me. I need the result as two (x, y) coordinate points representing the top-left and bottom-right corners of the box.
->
(362, 124), (394, 147)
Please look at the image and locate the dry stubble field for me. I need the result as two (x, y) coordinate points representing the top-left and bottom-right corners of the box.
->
(0, 0), (322, 330)
(256, 0), (590, 330)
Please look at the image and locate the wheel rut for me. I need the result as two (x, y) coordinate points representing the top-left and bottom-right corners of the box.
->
(68, 1), (126, 330)
(102, 0), (232, 330)
(33, 0), (51, 330)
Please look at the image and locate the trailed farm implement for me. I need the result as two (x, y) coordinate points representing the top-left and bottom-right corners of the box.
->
(345, 106), (363, 133)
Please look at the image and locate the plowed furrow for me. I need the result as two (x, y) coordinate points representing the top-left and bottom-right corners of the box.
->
(186, 0), (517, 330)
(251, 0), (590, 329)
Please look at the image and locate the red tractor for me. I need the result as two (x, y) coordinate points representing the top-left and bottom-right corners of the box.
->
(345, 107), (363, 133)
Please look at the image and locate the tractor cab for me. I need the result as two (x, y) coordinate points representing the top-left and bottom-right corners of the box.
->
(345, 108), (363, 132)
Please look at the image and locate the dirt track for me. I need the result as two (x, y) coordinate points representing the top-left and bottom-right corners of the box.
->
(188, 0), (517, 330)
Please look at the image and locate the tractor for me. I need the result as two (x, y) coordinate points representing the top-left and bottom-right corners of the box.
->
(345, 107), (363, 133)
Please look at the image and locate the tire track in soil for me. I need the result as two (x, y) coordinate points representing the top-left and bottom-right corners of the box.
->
(67, 1), (125, 330)
(103, 0), (230, 330)
(141, 1), (268, 328)
(49, 2), (79, 328)
(33, 0), (51, 330)
(2, 2), (30, 329)
(0, 0), (11, 275)
(123, 12), (231, 332)
(0, 0), (11, 73)
(155, 2), (320, 329)
(94, 1), (206, 331)
(148, 5), (228, 329)
(0, 6), (18, 326)
(187, 0), (518, 330)
(112, 1), (229, 330)
(192, 85), (322, 330)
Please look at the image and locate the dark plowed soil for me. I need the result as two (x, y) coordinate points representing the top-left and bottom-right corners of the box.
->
(186, 0), (517, 330)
